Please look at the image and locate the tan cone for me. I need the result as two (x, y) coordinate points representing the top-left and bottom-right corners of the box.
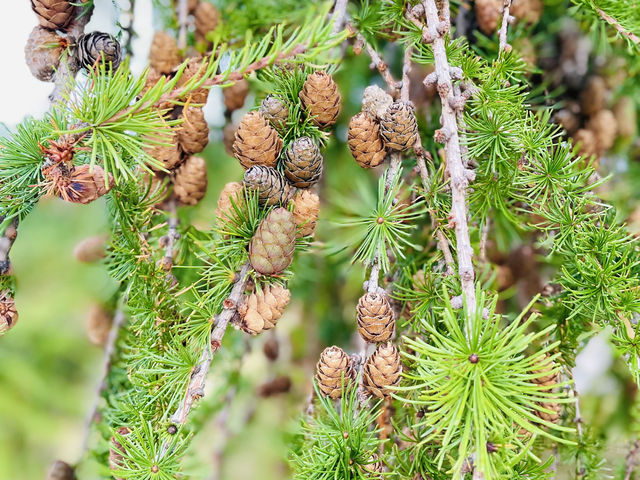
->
(149, 31), (181, 74)
(363, 342), (402, 398)
(299, 71), (341, 128)
(238, 284), (290, 335)
(223, 79), (250, 112)
(215, 182), (244, 220)
(357, 292), (395, 343)
(173, 155), (208, 206)
(178, 107), (209, 154)
(348, 112), (386, 168)
(292, 190), (319, 237)
(233, 111), (283, 169)
(315, 346), (355, 399)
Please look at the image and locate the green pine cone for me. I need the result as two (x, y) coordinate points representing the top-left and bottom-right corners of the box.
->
(249, 207), (296, 275)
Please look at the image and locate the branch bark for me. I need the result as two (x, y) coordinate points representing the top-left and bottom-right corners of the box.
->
(597, 8), (640, 46)
(177, 0), (189, 50)
(351, 26), (401, 98)
(331, 0), (349, 35)
(498, 0), (512, 53)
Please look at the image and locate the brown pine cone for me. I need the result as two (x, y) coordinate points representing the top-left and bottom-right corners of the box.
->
(379, 102), (418, 151)
(531, 354), (559, 388)
(173, 155), (208, 206)
(223, 79), (250, 112)
(259, 95), (289, 133)
(194, 2), (220, 38)
(299, 71), (341, 128)
(215, 181), (244, 220)
(74, 234), (108, 263)
(143, 170), (172, 206)
(46, 460), (76, 480)
(249, 207), (296, 275)
(24, 27), (64, 82)
(580, 76), (608, 117)
(361, 85), (393, 120)
(238, 284), (291, 335)
(348, 113), (387, 168)
(145, 131), (183, 171)
(573, 129), (598, 159)
(263, 335), (279, 361)
(292, 190), (319, 237)
(475, 0), (503, 35)
(186, 0), (198, 13)
(614, 97), (637, 138)
(177, 107), (209, 154)
(282, 137), (323, 188)
(233, 111), (283, 169)
(536, 402), (561, 423)
(243, 165), (291, 207)
(176, 58), (210, 104)
(31, 0), (74, 31)
(587, 109), (618, 154)
(0, 291), (18, 335)
(359, 454), (383, 478)
(76, 32), (122, 71)
(149, 31), (181, 74)
(109, 426), (131, 480)
(511, 0), (543, 25)
(363, 342), (402, 398)
(316, 346), (355, 399)
(357, 292), (395, 343)
(141, 68), (173, 111)
(47, 164), (113, 204)
(86, 303), (112, 346)
(258, 376), (292, 397)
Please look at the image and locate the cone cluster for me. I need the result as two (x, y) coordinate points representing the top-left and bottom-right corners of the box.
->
(316, 346), (355, 399)
(356, 292), (395, 343)
(238, 284), (290, 335)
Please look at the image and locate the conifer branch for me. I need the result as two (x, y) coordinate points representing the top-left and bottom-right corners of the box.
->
(498, 0), (512, 53)
(162, 199), (179, 270)
(331, 0), (349, 35)
(625, 440), (640, 480)
(170, 262), (251, 425)
(596, 8), (640, 45)
(177, 0), (189, 50)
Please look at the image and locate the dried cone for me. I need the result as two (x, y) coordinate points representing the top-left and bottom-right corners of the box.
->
(109, 426), (131, 480)
(357, 292), (395, 343)
(259, 95), (289, 133)
(173, 155), (208, 206)
(239, 284), (291, 335)
(348, 113), (387, 168)
(243, 166), (291, 207)
(176, 58), (209, 104)
(149, 31), (181, 74)
(76, 32), (122, 70)
(511, 0), (543, 25)
(49, 164), (113, 204)
(178, 107), (209, 154)
(379, 102), (418, 151)
(73, 234), (107, 263)
(215, 181), (244, 220)
(292, 190), (319, 237)
(315, 346), (354, 399)
(263, 335), (279, 361)
(0, 292), (18, 335)
(31, 0), (75, 31)
(282, 137), (323, 188)
(233, 111), (283, 169)
(359, 455), (383, 478)
(86, 303), (112, 346)
(145, 131), (183, 171)
(361, 85), (393, 120)
(194, 2), (220, 38)
(46, 460), (76, 480)
(223, 79), (250, 112)
(299, 71), (341, 128)
(363, 342), (402, 398)
(475, 0), (503, 35)
(24, 27), (64, 82)
(249, 207), (296, 275)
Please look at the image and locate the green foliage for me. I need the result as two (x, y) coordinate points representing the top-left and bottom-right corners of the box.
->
(570, 0), (640, 50)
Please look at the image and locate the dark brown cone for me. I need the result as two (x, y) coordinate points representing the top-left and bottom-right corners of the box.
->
(259, 95), (289, 133)
(74, 234), (108, 263)
(86, 303), (112, 346)
(173, 155), (208, 206)
(363, 342), (402, 398)
(243, 165), (291, 207)
(299, 71), (341, 128)
(475, 0), (502, 35)
(315, 346), (354, 399)
(356, 292), (395, 343)
(47, 164), (113, 204)
(348, 112), (387, 168)
(194, 2), (220, 38)
(249, 208), (296, 275)
(223, 79), (250, 112)
(238, 284), (290, 334)
(46, 460), (76, 480)
(109, 426), (131, 480)
(233, 111), (283, 169)
(282, 136), (323, 188)
(215, 182), (244, 220)
(177, 107), (209, 154)
(176, 58), (210, 104)
(0, 292), (18, 335)
(31, 0), (74, 31)
(379, 102), (418, 151)
(144, 131), (183, 171)
(263, 335), (279, 361)
(24, 26), (64, 82)
(258, 376), (292, 397)
(76, 32), (122, 71)
(292, 190), (319, 237)
(149, 31), (181, 74)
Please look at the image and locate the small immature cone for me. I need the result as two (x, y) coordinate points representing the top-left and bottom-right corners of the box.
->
(233, 111), (283, 169)
(238, 284), (291, 335)
(292, 190), (320, 237)
(587, 109), (618, 154)
(86, 303), (113, 346)
(149, 31), (181, 74)
(215, 181), (244, 220)
(356, 292), (395, 343)
(177, 107), (209, 154)
(73, 234), (108, 263)
(24, 27), (64, 82)
(474, 0), (503, 35)
(510, 0), (543, 25)
(379, 102), (418, 151)
(243, 165), (291, 207)
(299, 71), (342, 128)
(109, 426), (131, 480)
(46, 460), (76, 480)
(259, 95), (289, 133)
(348, 113), (387, 168)
(176, 58), (210, 105)
(363, 342), (402, 398)
(580, 76), (608, 117)
(31, 0), (75, 31)
(315, 346), (355, 399)
(173, 155), (208, 206)
(281, 136), (323, 188)
(223, 79), (250, 112)
(145, 131), (183, 171)
(194, 2), (220, 38)
(0, 292), (18, 335)
(361, 85), (393, 120)
(249, 208), (296, 275)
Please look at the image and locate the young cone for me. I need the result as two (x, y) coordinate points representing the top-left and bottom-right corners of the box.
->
(348, 112), (387, 168)
(73, 234), (108, 263)
(31, 0), (75, 31)
(149, 31), (181, 74)
(233, 111), (283, 169)
(379, 102), (418, 152)
(215, 181), (244, 220)
(292, 190), (320, 237)
(177, 107), (209, 154)
(46, 460), (76, 480)
(475, 0), (503, 35)
(194, 2), (220, 39)
(356, 292), (395, 343)
(281, 136), (323, 188)
(109, 427), (131, 480)
(511, 0), (544, 25)
(176, 58), (209, 104)
(223, 79), (250, 112)
(24, 27), (64, 82)
(259, 94), (289, 133)
(249, 207), (296, 275)
(243, 165), (291, 207)
(531, 354), (561, 423)
(144, 131), (183, 171)
(363, 342), (402, 398)
(173, 155), (208, 206)
(238, 284), (291, 335)
(0, 292), (18, 335)
(86, 303), (113, 346)
(315, 346), (355, 399)
(299, 71), (341, 128)
(76, 32), (122, 70)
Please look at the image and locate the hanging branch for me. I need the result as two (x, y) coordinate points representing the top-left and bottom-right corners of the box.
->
(498, 0), (513, 53)
(170, 262), (251, 425)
